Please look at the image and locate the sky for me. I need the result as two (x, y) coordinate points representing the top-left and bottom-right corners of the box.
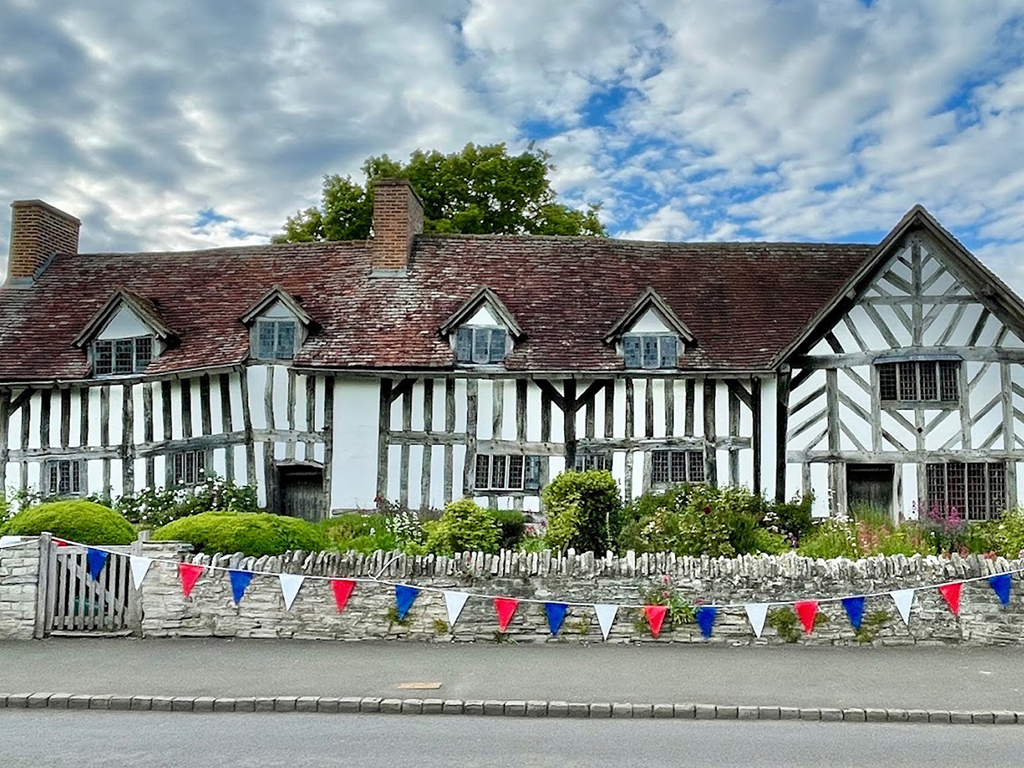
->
(1, 0), (1024, 293)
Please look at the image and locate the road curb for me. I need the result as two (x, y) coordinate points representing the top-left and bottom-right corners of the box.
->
(2, 693), (1022, 725)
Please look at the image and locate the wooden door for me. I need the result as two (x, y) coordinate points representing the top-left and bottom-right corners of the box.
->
(277, 465), (327, 522)
(846, 464), (894, 518)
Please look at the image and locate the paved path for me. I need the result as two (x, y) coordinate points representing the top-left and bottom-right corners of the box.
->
(2, 638), (1024, 711)
(2, 711), (1022, 767)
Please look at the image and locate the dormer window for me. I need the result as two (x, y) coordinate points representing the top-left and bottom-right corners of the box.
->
(241, 285), (318, 363)
(94, 336), (153, 375)
(605, 288), (694, 370)
(439, 286), (524, 368)
(623, 334), (678, 369)
(73, 288), (177, 378)
(455, 327), (507, 364)
(256, 319), (297, 360)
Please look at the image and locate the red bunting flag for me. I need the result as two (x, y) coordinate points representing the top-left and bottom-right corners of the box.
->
(644, 604), (668, 638)
(494, 597), (519, 632)
(331, 579), (356, 613)
(794, 600), (818, 634)
(178, 563), (204, 598)
(938, 582), (962, 616)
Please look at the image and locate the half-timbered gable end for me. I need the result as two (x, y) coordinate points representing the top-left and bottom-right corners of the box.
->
(0, 192), (1019, 522)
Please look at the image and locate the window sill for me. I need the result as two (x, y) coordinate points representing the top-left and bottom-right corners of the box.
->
(881, 401), (960, 410)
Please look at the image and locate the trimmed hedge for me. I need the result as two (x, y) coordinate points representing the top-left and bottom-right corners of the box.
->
(151, 511), (326, 557)
(0, 501), (136, 545)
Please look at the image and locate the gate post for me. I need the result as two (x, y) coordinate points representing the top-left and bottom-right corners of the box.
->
(33, 532), (52, 639)
(127, 531), (149, 637)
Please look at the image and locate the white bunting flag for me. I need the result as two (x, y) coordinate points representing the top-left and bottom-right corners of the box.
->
(443, 591), (470, 628)
(594, 604), (618, 641)
(744, 603), (769, 638)
(129, 556), (153, 590)
(890, 589), (915, 626)
(279, 574), (305, 611)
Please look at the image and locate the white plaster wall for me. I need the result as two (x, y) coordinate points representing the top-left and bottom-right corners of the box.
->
(97, 306), (150, 339)
(331, 378), (380, 510)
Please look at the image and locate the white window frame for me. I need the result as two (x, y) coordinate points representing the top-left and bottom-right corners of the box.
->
(92, 336), (154, 377)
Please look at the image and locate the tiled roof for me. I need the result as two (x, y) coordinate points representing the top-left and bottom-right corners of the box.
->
(0, 235), (874, 381)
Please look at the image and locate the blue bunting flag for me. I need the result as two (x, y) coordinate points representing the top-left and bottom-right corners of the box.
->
(989, 573), (1012, 607)
(229, 570), (254, 605)
(545, 602), (568, 636)
(86, 548), (108, 582)
(395, 585), (419, 621)
(696, 606), (717, 639)
(842, 596), (865, 630)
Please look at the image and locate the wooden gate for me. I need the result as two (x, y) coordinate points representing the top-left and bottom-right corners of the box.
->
(40, 539), (133, 635)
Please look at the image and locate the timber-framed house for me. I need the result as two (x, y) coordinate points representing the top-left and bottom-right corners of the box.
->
(1, 182), (1022, 521)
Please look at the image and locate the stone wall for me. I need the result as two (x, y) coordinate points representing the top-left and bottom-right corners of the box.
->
(0, 538), (40, 640)
(136, 545), (1024, 646)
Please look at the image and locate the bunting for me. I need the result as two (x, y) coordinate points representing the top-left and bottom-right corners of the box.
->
(278, 574), (304, 611)
(395, 585), (418, 621)
(989, 574), (1012, 607)
(842, 596), (865, 630)
(178, 563), (204, 598)
(794, 601), (818, 634)
(443, 591), (470, 628)
(332, 579), (356, 613)
(938, 583), (962, 616)
(890, 589), (914, 625)
(229, 570), (254, 605)
(494, 597), (518, 632)
(594, 604), (618, 641)
(695, 606), (717, 639)
(129, 556), (152, 590)
(744, 604), (768, 639)
(545, 602), (568, 636)
(86, 548), (108, 582)
(644, 604), (667, 638)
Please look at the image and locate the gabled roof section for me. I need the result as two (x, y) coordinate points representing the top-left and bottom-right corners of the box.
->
(774, 205), (1024, 365)
(602, 287), (696, 345)
(438, 286), (525, 340)
(72, 287), (177, 349)
(239, 284), (318, 330)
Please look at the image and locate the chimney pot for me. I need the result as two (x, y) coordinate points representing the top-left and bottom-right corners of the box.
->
(7, 199), (80, 285)
(371, 178), (423, 274)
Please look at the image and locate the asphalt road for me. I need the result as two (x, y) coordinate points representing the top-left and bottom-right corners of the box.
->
(2, 637), (1024, 711)
(0, 711), (1019, 767)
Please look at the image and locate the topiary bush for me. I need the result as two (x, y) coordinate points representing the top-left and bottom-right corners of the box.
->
(490, 509), (527, 550)
(542, 470), (622, 553)
(424, 498), (500, 555)
(0, 500), (136, 545)
(152, 511), (326, 557)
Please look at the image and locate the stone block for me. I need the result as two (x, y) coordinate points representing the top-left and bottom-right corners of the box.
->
(26, 693), (52, 709)
(820, 708), (842, 722)
(779, 707), (801, 720)
(949, 711), (972, 725)
(886, 709), (908, 723)
(317, 698), (340, 714)
(717, 706), (739, 720)
(799, 709), (821, 721)
(67, 694), (91, 710)
(672, 703), (696, 719)
(401, 699), (423, 715)
(214, 698), (237, 712)
(651, 703), (673, 719)
(526, 700), (547, 717)
(483, 700), (505, 716)
(379, 698), (403, 714)
(275, 696), (298, 712)
(611, 703), (633, 718)
(864, 708), (887, 722)
(109, 696), (133, 711)
(193, 697), (216, 712)
(443, 700), (464, 715)
(150, 697), (173, 712)
(972, 712), (995, 724)
(589, 702), (612, 718)
(295, 697), (320, 713)
(694, 704), (716, 720)
(463, 700), (485, 715)
(758, 707), (780, 720)
(171, 697), (194, 712)
(360, 697), (382, 713)
(338, 697), (361, 713)
(547, 701), (569, 717)
(907, 709), (929, 723)
(254, 697), (276, 712)
(504, 701), (527, 717)
(567, 702), (589, 718)
(48, 693), (71, 709)
(992, 711), (1015, 725)
(843, 709), (866, 722)
(737, 706), (759, 720)
(928, 711), (951, 724)
(421, 698), (444, 715)
(234, 697), (256, 713)
(632, 704), (653, 719)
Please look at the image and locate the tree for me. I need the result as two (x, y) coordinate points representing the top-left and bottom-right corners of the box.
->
(273, 143), (605, 243)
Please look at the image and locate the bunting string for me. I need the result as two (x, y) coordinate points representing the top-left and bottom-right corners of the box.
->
(7, 536), (1017, 640)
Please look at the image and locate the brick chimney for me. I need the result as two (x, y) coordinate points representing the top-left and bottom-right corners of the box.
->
(371, 178), (423, 274)
(7, 200), (80, 284)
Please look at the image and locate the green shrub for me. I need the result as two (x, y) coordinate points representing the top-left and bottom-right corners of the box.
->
(0, 500), (136, 545)
(763, 495), (814, 544)
(967, 508), (1024, 558)
(798, 520), (859, 559)
(319, 513), (397, 553)
(542, 470), (622, 553)
(116, 475), (259, 529)
(152, 511), (326, 556)
(424, 499), (500, 555)
(490, 509), (526, 550)
(751, 527), (791, 554)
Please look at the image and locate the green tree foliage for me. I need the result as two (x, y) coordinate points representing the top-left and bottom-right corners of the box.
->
(424, 498), (500, 556)
(0, 501), (136, 545)
(274, 143), (605, 243)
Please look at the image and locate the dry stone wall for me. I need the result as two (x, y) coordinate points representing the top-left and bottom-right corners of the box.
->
(0, 538), (40, 640)
(136, 544), (1024, 646)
